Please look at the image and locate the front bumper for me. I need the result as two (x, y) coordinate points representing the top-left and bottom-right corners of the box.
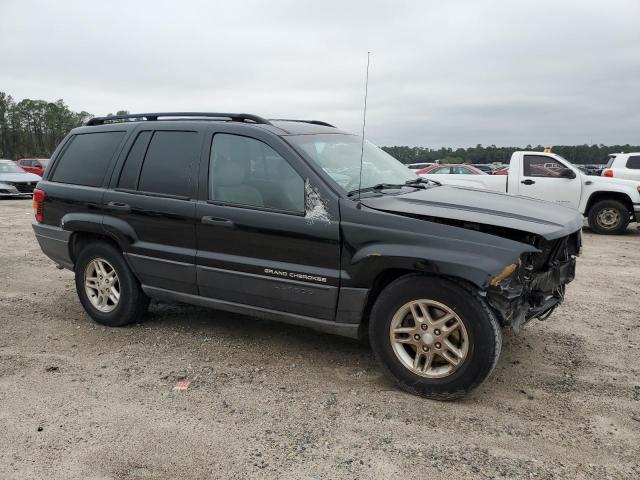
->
(32, 223), (73, 270)
(0, 183), (35, 197)
(486, 232), (580, 331)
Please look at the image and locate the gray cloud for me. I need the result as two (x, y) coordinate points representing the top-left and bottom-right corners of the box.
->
(1, 0), (638, 147)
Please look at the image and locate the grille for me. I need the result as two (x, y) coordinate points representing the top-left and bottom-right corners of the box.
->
(9, 182), (36, 193)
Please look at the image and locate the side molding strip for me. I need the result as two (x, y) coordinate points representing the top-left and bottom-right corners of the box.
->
(142, 285), (360, 339)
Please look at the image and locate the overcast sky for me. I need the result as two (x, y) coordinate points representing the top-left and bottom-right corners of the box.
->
(1, 0), (639, 147)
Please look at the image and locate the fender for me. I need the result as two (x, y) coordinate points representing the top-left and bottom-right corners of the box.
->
(101, 215), (139, 250)
(579, 178), (640, 215)
(61, 212), (138, 261)
(60, 212), (104, 234)
(340, 200), (539, 291)
(347, 241), (536, 290)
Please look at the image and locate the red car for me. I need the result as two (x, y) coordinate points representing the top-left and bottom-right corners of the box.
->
(16, 158), (49, 177)
(416, 164), (486, 175)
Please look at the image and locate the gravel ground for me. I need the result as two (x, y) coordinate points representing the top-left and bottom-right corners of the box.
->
(1, 198), (639, 479)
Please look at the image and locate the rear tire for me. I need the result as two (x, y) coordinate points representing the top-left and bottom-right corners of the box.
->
(74, 242), (149, 327)
(369, 275), (501, 400)
(587, 199), (630, 235)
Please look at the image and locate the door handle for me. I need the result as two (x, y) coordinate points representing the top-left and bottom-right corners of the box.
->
(106, 201), (131, 212)
(521, 179), (536, 185)
(201, 216), (234, 228)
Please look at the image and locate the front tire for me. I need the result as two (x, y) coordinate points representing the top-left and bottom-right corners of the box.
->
(369, 275), (501, 400)
(74, 242), (149, 327)
(587, 199), (630, 235)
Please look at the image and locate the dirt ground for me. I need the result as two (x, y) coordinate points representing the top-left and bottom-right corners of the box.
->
(1, 198), (639, 479)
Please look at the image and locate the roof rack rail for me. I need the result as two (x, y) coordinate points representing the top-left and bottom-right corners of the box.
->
(85, 112), (272, 126)
(270, 119), (335, 128)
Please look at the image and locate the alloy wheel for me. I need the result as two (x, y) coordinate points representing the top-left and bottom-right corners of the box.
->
(389, 299), (469, 378)
(84, 258), (120, 313)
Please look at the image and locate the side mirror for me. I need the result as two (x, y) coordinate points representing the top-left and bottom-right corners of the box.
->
(559, 168), (576, 179)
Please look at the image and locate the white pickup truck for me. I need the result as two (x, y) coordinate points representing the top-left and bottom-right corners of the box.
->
(420, 151), (640, 234)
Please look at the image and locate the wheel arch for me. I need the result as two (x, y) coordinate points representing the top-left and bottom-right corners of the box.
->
(357, 269), (492, 341)
(585, 191), (633, 217)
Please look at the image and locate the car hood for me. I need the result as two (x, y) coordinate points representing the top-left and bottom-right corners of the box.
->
(361, 185), (584, 240)
(0, 172), (41, 183)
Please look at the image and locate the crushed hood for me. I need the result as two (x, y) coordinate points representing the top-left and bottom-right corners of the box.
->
(361, 185), (584, 240)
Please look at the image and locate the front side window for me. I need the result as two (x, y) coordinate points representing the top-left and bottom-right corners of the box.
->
(523, 155), (566, 178)
(431, 167), (451, 174)
(137, 131), (199, 197)
(209, 133), (304, 213)
(51, 131), (125, 187)
(626, 155), (640, 169)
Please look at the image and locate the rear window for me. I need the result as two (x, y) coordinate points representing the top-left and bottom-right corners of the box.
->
(137, 131), (199, 198)
(626, 156), (640, 169)
(51, 132), (125, 187)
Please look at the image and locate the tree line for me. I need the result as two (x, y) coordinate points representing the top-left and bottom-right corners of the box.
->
(0, 92), (93, 160)
(381, 144), (640, 166)
(1, 92), (636, 165)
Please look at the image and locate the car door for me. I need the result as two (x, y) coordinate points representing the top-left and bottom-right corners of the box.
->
(195, 124), (341, 321)
(516, 154), (582, 209)
(103, 126), (202, 294)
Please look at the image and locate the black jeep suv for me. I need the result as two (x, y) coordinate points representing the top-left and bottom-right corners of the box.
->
(33, 112), (582, 399)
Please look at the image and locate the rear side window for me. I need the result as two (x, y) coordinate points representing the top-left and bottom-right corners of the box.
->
(137, 131), (199, 198)
(626, 156), (640, 169)
(118, 131), (152, 190)
(51, 132), (125, 186)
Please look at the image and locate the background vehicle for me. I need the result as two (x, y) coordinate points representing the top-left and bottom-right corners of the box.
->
(471, 164), (494, 174)
(420, 151), (640, 235)
(15, 158), (50, 177)
(0, 159), (41, 197)
(417, 164), (486, 175)
(407, 162), (433, 170)
(601, 153), (640, 181)
(492, 166), (509, 175)
(32, 112), (582, 400)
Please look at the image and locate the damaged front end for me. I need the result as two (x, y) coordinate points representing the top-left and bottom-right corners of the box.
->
(486, 230), (581, 332)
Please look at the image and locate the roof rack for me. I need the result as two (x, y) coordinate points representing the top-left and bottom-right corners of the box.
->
(85, 112), (272, 126)
(270, 119), (335, 128)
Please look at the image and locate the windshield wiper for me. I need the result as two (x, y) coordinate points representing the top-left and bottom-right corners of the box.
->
(405, 177), (441, 187)
(347, 179), (435, 198)
(347, 183), (412, 197)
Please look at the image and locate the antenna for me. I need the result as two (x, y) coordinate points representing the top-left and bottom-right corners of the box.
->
(357, 51), (371, 202)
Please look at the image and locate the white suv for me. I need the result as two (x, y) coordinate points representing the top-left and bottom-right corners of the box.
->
(602, 153), (640, 181)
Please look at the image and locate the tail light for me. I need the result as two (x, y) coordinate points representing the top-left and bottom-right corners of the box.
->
(603, 169), (614, 177)
(33, 188), (45, 222)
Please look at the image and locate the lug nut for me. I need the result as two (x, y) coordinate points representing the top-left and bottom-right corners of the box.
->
(414, 334), (420, 341)
(421, 324), (428, 331)
(435, 342), (441, 349)
(422, 346), (429, 352)
(434, 329), (441, 335)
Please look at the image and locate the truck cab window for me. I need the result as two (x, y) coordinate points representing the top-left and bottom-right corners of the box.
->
(523, 155), (566, 178)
